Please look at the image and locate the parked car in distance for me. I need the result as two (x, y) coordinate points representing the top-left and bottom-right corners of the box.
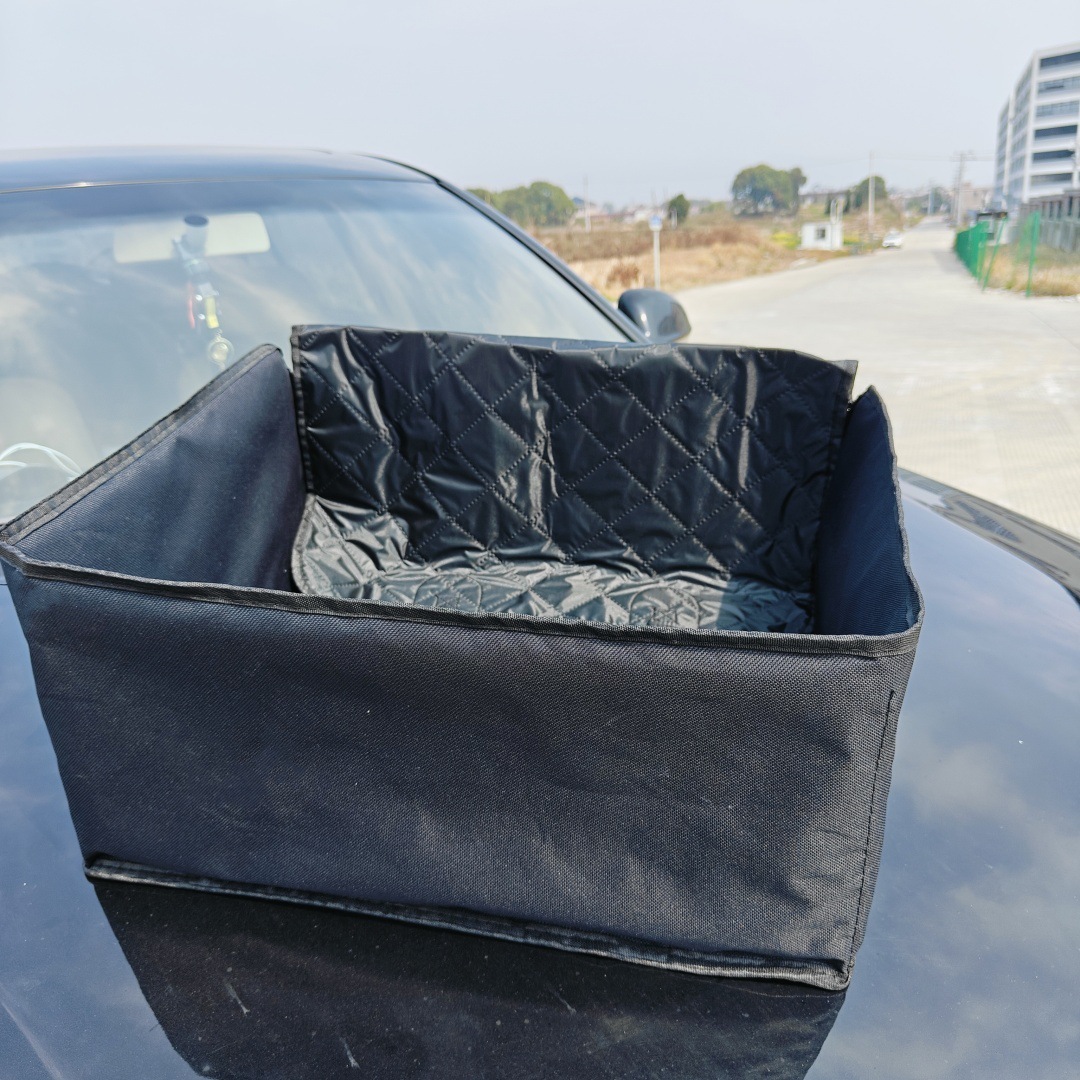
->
(882, 229), (904, 249)
(0, 149), (1078, 1079)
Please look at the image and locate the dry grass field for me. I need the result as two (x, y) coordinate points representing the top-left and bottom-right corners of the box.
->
(535, 206), (910, 297)
(536, 220), (823, 296)
(982, 248), (1080, 297)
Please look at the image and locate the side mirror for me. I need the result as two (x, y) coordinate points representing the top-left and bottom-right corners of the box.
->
(617, 288), (692, 343)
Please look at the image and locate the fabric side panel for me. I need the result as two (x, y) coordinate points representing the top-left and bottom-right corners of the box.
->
(17, 575), (904, 979)
(815, 388), (921, 637)
(846, 675), (911, 965)
(14, 351), (304, 591)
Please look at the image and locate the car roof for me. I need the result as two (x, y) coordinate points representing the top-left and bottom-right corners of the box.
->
(0, 147), (427, 193)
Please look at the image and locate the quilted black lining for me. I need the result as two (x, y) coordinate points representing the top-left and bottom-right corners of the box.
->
(291, 329), (855, 633)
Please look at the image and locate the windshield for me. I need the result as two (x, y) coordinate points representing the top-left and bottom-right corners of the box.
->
(0, 177), (627, 519)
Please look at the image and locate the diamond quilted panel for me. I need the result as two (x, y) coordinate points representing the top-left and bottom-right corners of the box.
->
(529, 413), (620, 488)
(658, 381), (741, 452)
(535, 343), (618, 409)
(544, 489), (642, 569)
(292, 328), (855, 632)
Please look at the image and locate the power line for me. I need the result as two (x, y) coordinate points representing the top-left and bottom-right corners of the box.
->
(868, 150), (875, 238)
(799, 153), (993, 166)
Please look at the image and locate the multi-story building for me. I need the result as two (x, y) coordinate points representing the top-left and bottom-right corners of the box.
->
(994, 42), (1080, 211)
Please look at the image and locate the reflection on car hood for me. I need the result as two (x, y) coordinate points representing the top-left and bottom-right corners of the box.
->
(0, 476), (1078, 1077)
(902, 468), (1080, 601)
(96, 880), (843, 1079)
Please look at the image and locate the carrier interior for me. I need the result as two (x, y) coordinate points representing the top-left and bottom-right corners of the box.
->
(291, 330), (857, 635)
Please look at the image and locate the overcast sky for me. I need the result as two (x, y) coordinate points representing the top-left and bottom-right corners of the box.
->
(0, 0), (1076, 205)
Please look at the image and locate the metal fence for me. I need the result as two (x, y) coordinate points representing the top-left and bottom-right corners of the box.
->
(954, 221), (989, 278)
(956, 211), (1080, 297)
(1039, 214), (1080, 254)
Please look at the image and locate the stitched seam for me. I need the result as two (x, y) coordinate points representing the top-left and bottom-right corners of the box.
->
(305, 438), (389, 516)
(848, 689), (896, 966)
(515, 352), (728, 571)
(348, 343), (793, 580)
(289, 336), (317, 495)
(326, 340), (507, 537)
(342, 335), (683, 576)
(645, 458), (790, 571)
(301, 363), (411, 511)
(378, 332), (535, 488)
(531, 349), (824, 579)
(692, 352), (839, 566)
(305, 330), (471, 511)
(408, 338), (637, 617)
(316, 336), (643, 617)
(1, 543), (919, 655)
(352, 334), (539, 545)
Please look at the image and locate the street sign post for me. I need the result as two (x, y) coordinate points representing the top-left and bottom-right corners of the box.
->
(649, 214), (662, 288)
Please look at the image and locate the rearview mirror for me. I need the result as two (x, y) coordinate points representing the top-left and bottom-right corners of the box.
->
(617, 288), (691, 343)
(113, 212), (271, 263)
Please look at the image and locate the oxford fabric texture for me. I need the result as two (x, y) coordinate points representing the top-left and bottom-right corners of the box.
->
(0, 330), (922, 990)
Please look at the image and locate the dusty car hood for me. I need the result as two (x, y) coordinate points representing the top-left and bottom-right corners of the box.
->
(0, 474), (1078, 1078)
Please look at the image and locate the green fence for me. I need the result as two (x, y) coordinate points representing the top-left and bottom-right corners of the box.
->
(1037, 210), (1080, 254)
(954, 221), (989, 279)
(953, 212), (1080, 296)
(1014, 212), (1041, 297)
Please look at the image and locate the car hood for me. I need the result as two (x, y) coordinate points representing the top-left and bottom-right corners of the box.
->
(0, 474), (1078, 1078)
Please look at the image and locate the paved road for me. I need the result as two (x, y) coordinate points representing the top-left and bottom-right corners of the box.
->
(678, 220), (1080, 538)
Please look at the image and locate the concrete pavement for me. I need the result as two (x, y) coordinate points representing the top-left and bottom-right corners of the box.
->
(678, 220), (1080, 538)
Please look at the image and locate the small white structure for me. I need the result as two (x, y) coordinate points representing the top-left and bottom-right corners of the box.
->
(800, 200), (845, 250)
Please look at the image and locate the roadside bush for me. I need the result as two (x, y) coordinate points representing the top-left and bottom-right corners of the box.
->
(605, 260), (642, 290)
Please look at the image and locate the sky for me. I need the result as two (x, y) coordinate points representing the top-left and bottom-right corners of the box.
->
(0, 0), (1077, 206)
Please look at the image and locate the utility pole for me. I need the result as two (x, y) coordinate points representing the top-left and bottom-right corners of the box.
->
(649, 214), (663, 289)
(927, 179), (933, 216)
(953, 151), (971, 226)
(868, 151), (875, 240)
(584, 175), (591, 233)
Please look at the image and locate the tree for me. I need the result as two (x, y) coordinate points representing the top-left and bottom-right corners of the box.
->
(789, 168), (807, 209)
(905, 187), (948, 214)
(524, 182), (576, 226)
(913, 186), (949, 214)
(466, 181), (576, 227)
(731, 165), (803, 215)
(667, 193), (690, 226)
(848, 175), (887, 211)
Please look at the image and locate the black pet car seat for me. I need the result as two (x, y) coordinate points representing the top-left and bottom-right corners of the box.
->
(0, 327), (922, 990)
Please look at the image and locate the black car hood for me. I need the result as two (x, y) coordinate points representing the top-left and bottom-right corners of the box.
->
(1, 474), (1078, 1078)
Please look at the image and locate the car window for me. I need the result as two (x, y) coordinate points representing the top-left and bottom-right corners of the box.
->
(0, 178), (628, 519)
